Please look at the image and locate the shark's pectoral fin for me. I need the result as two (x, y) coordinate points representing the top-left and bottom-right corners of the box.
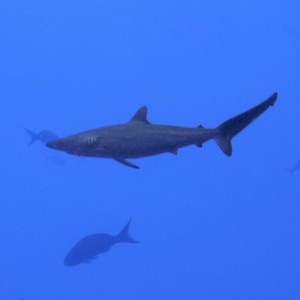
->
(113, 158), (140, 169)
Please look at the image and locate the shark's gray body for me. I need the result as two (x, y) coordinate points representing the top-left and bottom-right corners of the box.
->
(47, 93), (278, 168)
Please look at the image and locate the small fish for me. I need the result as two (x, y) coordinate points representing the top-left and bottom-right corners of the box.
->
(64, 219), (139, 267)
(25, 129), (59, 146)
(286, 159), (300, 176)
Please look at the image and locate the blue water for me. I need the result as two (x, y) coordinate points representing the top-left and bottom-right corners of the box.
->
(1, 1), (299, 299)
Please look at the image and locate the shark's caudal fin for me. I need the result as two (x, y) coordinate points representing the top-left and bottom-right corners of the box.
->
(25, 128), (38, 146)
(215, 92), (278, 156)
(115, 219), (139, 244)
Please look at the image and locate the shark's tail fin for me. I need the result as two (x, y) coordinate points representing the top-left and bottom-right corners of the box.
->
(214, 93), (278, 156)
(25, 128), (38, 146)
(115, 219), (139, 244)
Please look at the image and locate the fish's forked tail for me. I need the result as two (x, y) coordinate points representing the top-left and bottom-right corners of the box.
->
(214, 92), (278, 156)
(285, 168), (294, 176)
(24, 128), (38, 146)
(115, 219), (139, 244)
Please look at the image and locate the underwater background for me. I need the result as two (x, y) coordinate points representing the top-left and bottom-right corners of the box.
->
(1, 1), (299, 299)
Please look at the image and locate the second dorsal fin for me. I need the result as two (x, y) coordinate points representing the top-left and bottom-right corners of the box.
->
(129, 106), (150, 124)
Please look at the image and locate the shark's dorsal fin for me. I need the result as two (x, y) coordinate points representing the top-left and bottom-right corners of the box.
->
(129, 106), (150, 124)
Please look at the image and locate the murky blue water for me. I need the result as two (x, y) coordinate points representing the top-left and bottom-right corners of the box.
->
(1, 1), (299, 299)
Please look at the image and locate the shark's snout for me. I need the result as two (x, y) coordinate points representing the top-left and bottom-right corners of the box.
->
(46, 139), (62, 150)
(46, 136), (89, 155)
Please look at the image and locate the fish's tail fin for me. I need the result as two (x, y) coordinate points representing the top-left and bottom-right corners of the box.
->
(285, 168), (294, 176)
(25, 128), (38, 146)
(214, 92), (278, 156)
(115, 219), (139, 244)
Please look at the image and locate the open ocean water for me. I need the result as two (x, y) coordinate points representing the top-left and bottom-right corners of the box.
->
(1, 1), (299, 299)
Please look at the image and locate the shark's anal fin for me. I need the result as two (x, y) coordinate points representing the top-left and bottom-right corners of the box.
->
(113, 158), (140, 169)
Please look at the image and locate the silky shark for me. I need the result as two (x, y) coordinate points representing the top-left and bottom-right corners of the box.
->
(46, 93), (278, 169)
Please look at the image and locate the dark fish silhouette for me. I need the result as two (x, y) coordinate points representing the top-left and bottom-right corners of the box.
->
(47, 93), (278, 169)
(25, 129), (59, 146)
(286, 159), (300, 176)
(64, 219), (139, 267)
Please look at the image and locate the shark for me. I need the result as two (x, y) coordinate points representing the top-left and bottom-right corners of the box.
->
(46, 93), (278, 169)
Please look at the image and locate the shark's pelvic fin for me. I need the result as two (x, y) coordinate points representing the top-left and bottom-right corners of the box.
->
(113, 158), (140, 169)
(215, 92), (278, 156)
(129, 106), (150, 124)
